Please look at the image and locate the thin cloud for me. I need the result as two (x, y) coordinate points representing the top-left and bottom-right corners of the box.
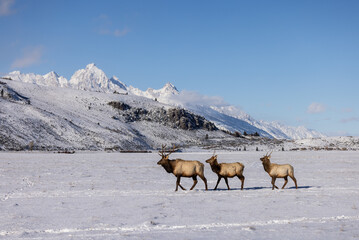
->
(342, 108), (353, 113)
(96, 14), (111, 24)
(98, 28), (111, 35)
(341, 117), (359, 123)
(95, 14), (129, 38)
(11, 46), (44, 69)
(99, 27), (130, 38)
(167, 90), (228, 108)
(0, 0), (15, 16)
(307, 102), (326, 114)
(114, 28), (130, 37)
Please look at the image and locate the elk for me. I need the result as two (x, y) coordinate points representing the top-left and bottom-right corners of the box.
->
(205, 152), (245, 190)
(260, 151), (298, 190)
(157, 145), (208, 191)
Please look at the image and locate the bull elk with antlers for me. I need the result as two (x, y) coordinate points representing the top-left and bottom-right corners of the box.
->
(260, 151), (298, 190)
(157, 145), (208, 191)
(205, 152), (245, 190)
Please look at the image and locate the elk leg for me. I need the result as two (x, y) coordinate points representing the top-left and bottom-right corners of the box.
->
(224, 177), (230, 190)
(199, 174), (208, 191)
(214, 176), (222, 190)
(175, 176), (182, 191)
(190, 176), (198, 190)
(271, 177), (278, 190)
(290, 175), (298, 189)
(282, 176), (288, 189)
(238, 175), (245, 190)
(178, 183), (186, 191)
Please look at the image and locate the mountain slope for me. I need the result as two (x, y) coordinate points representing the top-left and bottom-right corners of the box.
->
(0, 79), (234, 151)
(3, 63), (325, 140)
(132, 86), (325, 139)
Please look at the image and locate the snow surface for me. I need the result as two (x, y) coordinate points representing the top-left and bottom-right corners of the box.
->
(2, 64), (325, 140)
(0, 151), (358, 239)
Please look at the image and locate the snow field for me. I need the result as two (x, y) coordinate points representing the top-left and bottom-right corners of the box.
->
(0, 151), (359, 239)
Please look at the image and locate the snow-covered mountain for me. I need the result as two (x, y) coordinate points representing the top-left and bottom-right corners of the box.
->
(69, 63), (127, 93)
(6, 70), (67, 88)
(1, 79), (232, 151)
(209, 104), (324, 139)
(127, 82), (324, 140)
(127, 82), (179, 101)
(43, 71), (67, 87)
(3, 63), (325, 140)
(5, 63), (127, 93)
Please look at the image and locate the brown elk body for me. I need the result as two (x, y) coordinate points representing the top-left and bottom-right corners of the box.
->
(157, 145), (208, 191)
(260, 152), (298, 190)
(205, 154), (245, 190)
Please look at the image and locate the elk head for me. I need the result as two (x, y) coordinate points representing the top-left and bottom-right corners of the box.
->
(157, 144), (177, 173)
(205, 151), (217, 164)
(260, 151), (273, 162)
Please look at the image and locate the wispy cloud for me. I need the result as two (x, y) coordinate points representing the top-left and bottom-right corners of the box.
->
(98, 27), (130, 37)
(114, 28), (130, 37)
(0, 0), (15, 16)
(169, 90), (228, 107)
(11, 46), (44, 69)
(341, 117), (359, 123)
(96, 14), (111, 24)
(307, 102), (326, 114)
(342, 108), (353, 113)
(95, 14), (130, 38)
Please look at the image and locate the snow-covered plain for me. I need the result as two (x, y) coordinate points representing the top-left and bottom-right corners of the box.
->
(1, 151), (358, 239)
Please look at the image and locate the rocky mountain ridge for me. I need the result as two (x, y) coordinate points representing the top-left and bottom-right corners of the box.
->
(3, 63), (325, 140)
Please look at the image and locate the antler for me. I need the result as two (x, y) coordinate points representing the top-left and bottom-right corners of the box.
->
(212, 150), (216, 156)
(158, 144), (177, 157)
(158, 144), (167, 156)
(168, 144), (177, 156)
(265, 150), (273, 157)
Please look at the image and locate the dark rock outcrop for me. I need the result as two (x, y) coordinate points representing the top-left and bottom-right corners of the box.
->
(109, 101), (218, 131)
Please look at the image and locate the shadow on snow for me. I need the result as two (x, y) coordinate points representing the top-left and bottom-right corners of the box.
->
(204, 185), (316, 191)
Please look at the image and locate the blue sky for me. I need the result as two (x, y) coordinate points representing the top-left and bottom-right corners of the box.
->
(1, 0), (359, 136)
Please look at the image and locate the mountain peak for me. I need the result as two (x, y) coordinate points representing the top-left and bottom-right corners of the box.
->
(68, 64), (127, 93)
(164, 82), (177, 90)
(44, 71), (59, 78)
(161, 82), (179, 94)
(110, 75), (120, 81)
(86, 63), (97, 69)
(69, 63), (107, 91)
(9, 71), (21, 75)
(109, 75), (127, 91)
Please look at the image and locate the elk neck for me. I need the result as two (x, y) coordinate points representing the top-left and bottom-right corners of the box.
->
(262, 159), (272, 173)
(209, 159), (221, 174)
(160, 159), (174, 173)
